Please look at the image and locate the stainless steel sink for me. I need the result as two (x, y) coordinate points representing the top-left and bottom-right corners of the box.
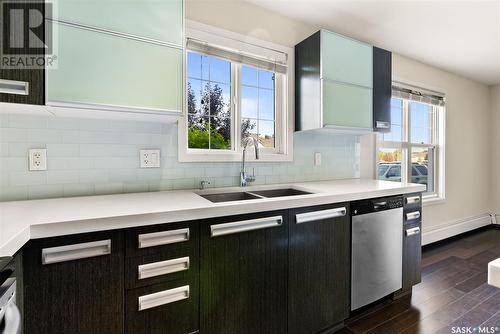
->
(200, 192), (262, 203)
(250, 188), (312, 198)
(199, 188), (313, 203)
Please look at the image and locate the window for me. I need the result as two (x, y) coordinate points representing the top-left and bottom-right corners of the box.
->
(179, 24), (291, 162)
(377, 84), (445, 202)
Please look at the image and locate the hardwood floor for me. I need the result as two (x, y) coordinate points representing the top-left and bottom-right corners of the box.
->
(343, 226), (500, 334)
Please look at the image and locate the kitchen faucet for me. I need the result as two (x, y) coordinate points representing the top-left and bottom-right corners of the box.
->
(240, 137), (260, 187)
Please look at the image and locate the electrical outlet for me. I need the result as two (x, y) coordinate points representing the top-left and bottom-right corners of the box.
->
(140, 149), (160, 168)
(29, 148), (47, 171)
(314, 152), (322, 166)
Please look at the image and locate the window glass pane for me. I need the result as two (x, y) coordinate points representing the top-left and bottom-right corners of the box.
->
(242, 66), (258, 86)
(210, 116), (231, 150)
(241, 86), (258, 119)
(187, 52), (232, 150)
(258, 89), (275, 121)
(378, 148), (402, 182)
(187, 52), (202, 79)
(210, 57), (231, 84)
(410, 102), (433, 144)
(187, 78), (202, 115)
(259, 120), (275, 148)
(411, 147), (434, 192)
(382, 98), (403, 142)
(187, 115), (209, 149)
(241, 118), (257, 142)
(258, 70), (274, 89)
(241, 65), (276, 149)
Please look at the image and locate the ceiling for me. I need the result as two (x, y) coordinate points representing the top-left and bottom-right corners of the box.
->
(244, 0), (500, 85)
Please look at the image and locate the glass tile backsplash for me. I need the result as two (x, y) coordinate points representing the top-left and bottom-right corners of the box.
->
(0, 113), (360, 201)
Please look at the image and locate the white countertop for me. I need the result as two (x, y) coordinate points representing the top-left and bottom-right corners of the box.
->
(0, 178), (425, 256)
(488, 258), (500, 289)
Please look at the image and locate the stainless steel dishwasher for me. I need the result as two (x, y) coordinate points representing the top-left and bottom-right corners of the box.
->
(351, 196), (404, 311)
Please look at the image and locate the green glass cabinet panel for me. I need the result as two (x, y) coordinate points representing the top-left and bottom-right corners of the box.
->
(47, 23), (183, 112)
(322, 80), (373, 128)
(52, 0), (183, 46)
(321, 30), (373, 88)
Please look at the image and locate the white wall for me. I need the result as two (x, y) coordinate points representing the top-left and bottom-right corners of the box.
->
(490, 85), (500, 214)
(187, 0), (493, 230)
(392, 55), (492, 230)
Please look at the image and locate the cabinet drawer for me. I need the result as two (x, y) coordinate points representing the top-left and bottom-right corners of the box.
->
(126, 247), (198, 290)
(321, 30), (372, 87)
(125, 221), (198, 258)
(322, 79), (373, 129)
(125, 279), (199, 334)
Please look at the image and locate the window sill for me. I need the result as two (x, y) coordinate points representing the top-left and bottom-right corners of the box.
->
(422, 194), (446, 206)
(178, 151), (293, 163)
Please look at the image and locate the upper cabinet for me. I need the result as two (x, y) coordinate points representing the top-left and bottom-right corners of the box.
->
(51, 0), (183, 46)
(46, 0), (184, 114)
(295, 30), (392, 132)
(373, 47), (393, 132)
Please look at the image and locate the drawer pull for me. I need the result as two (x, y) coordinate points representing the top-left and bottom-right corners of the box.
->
(42, 239), (111, 265)
(296, 207), (347, 224)
(406, 211), (421, 221)
(138, 257), (190, 280)
(406, 227), (421, 236)
(138, 285), (189, 311)
(138, 228), (190, 249)
(406, 196), (421, 205)
(0, 79), (29, 95)
(211, 216), (283, 237)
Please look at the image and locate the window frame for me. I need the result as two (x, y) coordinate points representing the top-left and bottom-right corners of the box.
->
(179, 21), (293, 162)
(377, 96), (446, 204)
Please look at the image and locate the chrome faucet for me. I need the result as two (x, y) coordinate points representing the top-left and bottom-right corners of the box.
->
(240, 137), (260, 187)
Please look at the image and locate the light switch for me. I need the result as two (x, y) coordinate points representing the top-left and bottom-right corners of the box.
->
(314, 152), (322, 166)
(140, 149), (161, 168)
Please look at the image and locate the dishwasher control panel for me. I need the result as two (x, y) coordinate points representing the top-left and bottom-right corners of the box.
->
(351, 196), (404, 216)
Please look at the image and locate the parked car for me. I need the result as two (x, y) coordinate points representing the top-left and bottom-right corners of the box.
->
(378, 162), (428, 184)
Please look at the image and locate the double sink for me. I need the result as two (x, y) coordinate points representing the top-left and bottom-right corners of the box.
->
(200, 188), (313, 203)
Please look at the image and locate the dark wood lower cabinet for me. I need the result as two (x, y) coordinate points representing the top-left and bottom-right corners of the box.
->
(402, 221), (422, 291)
(20, 195), (423, 334)
(200, 210), (289, 334)
(288, 203), (351, 334)
(23, 231), (125, 334)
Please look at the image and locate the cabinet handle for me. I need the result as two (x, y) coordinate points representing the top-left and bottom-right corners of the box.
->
(295, 207), (347, 224)
(406, 211), (421, 221)
(406, 196), (421, 204)
(138, 285), (189, 311)
(211, 216), (283, 237)
(0, 79), (29, 95)
(376, 121), (390, 129)
(138, 228), (190, 249)
(42, 239), (111, 265)
(406, 227), (421, 236)
(138, 257), (190, 280)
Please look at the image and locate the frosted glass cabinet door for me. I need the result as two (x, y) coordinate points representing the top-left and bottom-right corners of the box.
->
(47, 23), (183, 112)
(322, 80), (373, 129)
(52, 0), (183, 46)
(321, 31), (373, 88)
